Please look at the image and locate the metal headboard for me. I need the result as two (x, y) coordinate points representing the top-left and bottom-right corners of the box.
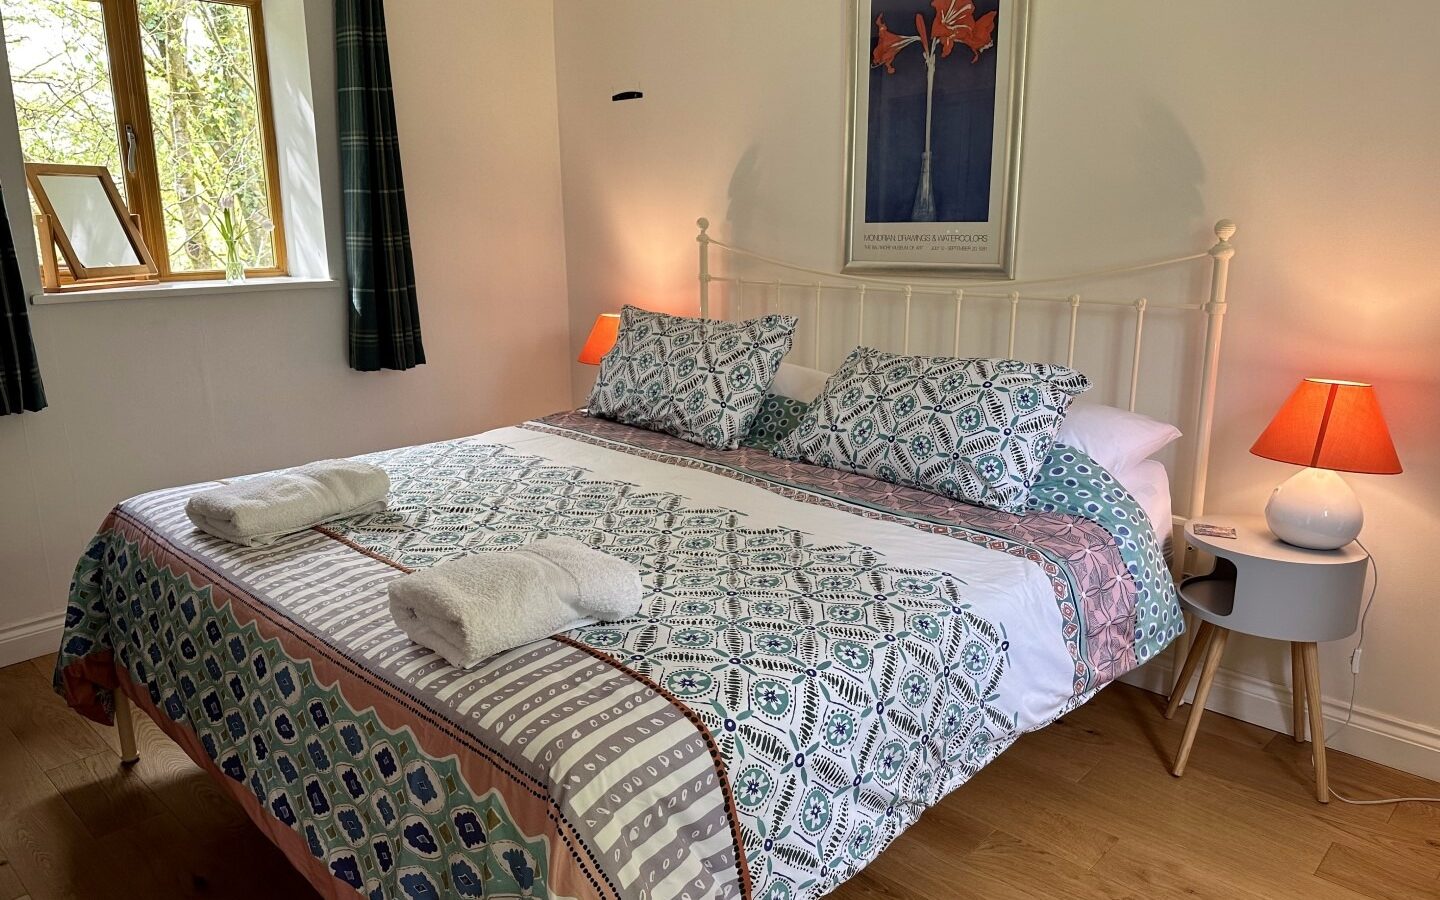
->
(695, 217), (1236, 532)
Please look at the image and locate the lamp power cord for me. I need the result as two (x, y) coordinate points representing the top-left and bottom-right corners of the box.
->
(1317, 540), (1440, 805)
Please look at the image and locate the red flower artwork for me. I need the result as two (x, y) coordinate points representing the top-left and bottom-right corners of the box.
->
(930, 0), (997, 63)
(871, 14), (919, 74)
(872, 1), (998, 72)
(868, 2), (1002, 222)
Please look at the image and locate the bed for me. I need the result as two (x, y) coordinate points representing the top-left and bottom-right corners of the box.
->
(54, 218), (1238, 900)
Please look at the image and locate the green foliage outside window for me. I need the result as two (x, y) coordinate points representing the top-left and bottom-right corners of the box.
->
(3, 0), (278, 274)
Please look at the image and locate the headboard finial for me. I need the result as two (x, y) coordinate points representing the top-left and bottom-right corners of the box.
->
(697, 219), (712, 316)
(1208, 218), (1237, 261)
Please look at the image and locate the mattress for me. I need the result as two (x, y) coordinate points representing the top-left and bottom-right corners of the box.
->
(55, 411), (1180, 900)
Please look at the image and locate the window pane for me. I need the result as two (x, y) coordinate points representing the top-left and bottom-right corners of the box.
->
(1, 0), (124, 184)
(138, 0), (275, 272)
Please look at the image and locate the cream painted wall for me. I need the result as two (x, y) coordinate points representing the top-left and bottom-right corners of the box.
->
(553, 1), (1440, 777)
(0, 0), (572, 662)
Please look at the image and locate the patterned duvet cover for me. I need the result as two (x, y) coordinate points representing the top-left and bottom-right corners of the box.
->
(56, 411), (1180, 900)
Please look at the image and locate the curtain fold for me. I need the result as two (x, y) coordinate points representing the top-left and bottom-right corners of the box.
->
(0, 183), (46, 415)
(336, 0), (425, 372)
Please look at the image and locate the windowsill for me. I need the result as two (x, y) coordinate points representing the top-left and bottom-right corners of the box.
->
(30, 275), (341, 306)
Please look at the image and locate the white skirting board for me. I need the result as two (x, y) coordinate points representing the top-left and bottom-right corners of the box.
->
(1123, 657), (1440, 784)
(0, 611), (65, 669)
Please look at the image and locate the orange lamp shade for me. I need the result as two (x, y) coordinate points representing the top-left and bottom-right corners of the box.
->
(1250, 378), (1401, 475)
(577, 313), (620, 365)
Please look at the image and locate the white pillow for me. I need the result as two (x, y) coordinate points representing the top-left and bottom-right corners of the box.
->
(770, 362), (831, 403)
(1058, 403), (1181, 473)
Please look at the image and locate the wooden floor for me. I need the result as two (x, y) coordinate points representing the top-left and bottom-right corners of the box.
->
(2, 653), (1437, 900)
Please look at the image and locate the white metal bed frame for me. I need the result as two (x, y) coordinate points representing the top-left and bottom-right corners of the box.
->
(110, 220), (1237, 767)
(695, 216), (1236, 541)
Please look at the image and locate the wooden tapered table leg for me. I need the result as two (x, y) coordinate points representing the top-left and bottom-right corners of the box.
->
(1171, 626), (1229, 777)
(1164, 621), (1215, 720)
(115, 689), (140, 765)
(1299, 642), (1329, 803)
(1291, 642), (1306, 743)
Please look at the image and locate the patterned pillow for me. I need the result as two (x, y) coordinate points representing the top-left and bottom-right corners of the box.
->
(587, 306), (798, 450)
(740, 392), (809, 452)
(773, 347), (1091, 512)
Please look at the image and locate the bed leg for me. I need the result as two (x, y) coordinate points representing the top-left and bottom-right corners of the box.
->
(115, 690), (141, 765)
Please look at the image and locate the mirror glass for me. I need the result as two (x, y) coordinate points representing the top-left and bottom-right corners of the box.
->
(37, 173), (141, 268)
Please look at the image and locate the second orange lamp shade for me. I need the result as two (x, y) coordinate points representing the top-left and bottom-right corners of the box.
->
(578, 313), (620, 365)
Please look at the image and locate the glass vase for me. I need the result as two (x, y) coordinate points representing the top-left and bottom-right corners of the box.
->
(911, 150), (937, 222)
(224, 243), (246, 283)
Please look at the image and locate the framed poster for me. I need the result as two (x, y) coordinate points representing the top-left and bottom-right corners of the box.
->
(845, 0), (1029, 275)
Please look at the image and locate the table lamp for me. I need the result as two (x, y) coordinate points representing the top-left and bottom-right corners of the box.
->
(1249, 378), (1401, 549)
(578, 313), (620, 365)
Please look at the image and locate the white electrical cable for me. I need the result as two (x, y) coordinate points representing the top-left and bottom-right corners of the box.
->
(1318, 540), (1440, 805)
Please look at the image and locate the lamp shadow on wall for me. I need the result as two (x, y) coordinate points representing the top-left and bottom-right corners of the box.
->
(1129, 99), (1207, 243)
(725, 143), (764, 256)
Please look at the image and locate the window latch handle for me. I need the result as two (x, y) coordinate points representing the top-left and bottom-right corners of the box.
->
(125, 125), (138, 174)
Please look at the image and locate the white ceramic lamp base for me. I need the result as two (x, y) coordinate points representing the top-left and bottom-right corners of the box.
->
(1264, 467), (1363, 550)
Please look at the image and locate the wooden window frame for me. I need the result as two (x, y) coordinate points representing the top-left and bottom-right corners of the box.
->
(26, 161), (160, 290)
(96, 0), (287, 281)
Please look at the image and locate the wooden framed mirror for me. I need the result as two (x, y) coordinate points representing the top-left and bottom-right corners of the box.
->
(25, 163), (159, 292)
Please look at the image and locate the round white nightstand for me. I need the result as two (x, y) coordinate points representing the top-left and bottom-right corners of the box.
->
(1164, 514), (1369, 802)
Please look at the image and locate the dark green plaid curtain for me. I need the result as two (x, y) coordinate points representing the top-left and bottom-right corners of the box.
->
(336, 0), (425, 371)
(1, 183), (46, 415)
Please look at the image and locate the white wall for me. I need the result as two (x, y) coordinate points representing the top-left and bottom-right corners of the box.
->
(553, 1), (1440, 778)
(5, 0), (1435, 782)
(0, 0), (572, 662)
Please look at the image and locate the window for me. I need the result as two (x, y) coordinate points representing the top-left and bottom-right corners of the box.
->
(3, 0), (286, 283)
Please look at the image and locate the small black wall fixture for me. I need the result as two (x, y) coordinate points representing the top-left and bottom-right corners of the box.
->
(611, 90), (643, 102)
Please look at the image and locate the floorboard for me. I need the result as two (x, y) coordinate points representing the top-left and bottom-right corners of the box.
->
(1315, 842), (1440, 900)
(0, 724), (107, 900)
(0, 663), (108, 772)
(4, 657), (1437, 899)
(1392, 801), (1440, 842)
(45, 751), (167, 840)
(0, 845), (29, 900)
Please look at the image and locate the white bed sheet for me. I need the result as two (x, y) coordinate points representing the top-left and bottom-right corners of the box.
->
(1119, 458), (1173, 550)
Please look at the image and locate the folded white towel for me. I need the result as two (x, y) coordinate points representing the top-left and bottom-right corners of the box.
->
(185, 459), (390, 547)
(388, 535), (644, 669)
